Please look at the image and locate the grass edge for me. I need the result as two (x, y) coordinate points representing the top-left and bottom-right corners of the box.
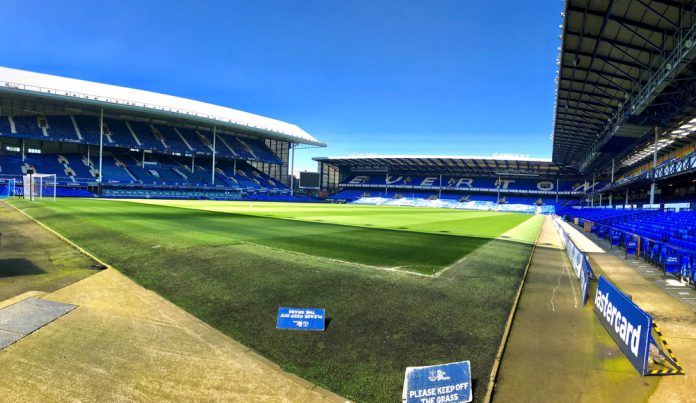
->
(483, 215), (544, 403)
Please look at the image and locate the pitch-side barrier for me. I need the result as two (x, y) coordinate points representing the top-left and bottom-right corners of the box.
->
(553, 216), (684, 376)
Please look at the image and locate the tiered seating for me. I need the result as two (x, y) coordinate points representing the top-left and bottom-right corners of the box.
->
(73, 115), (103, 144)
(0, 154), (25, 176)
(340, 174), (586, 193)
(176, 128), (211, 155)
(153, 125), (192, 153)
(565, 208), (696, 287)
(47, 116), (80, 141)
(25, 154), (73, 179)
(103, 118), (140, 148)
(126, 121), (161, 150)
(0, 116), (12, 134)
(225, 137), (252, 159)
(100, 156), (136, 183)
(63, 155), (94, 180)
(0, 147), (288, 196)
(244, 138), (282, 163)
(558, 208), (644, 224)
(4, 114), (284, 165)
(329, 188), (573, 207)
(12, 116), (43, 137)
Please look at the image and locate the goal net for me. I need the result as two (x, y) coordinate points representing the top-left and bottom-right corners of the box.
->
(22, 174), (56, 201)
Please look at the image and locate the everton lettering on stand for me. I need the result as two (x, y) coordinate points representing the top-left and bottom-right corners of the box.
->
(593, 276), (652, 375)
(402, 361), (472, 403)
(276, 307), (326, 331)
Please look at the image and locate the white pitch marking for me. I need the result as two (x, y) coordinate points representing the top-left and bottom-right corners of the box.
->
(679, 292), (690, 296)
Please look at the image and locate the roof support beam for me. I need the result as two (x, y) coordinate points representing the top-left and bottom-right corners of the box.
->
(575, 50), (648, 71)
(612, 17), (664, 51)
(593, 68), (635, 92)
(610, 12), (674, 36)
(635, 0), (680, 30)
(558, 88), (616, 106)
(555, 127), (599, 137)
(566, 30), (661, 54)
(561, 103), (611, 119)
(558, 96), (613, 110)
(579, 19), (696, 172)
(556, 112), (607, 124)
(556, 117), (604, 129)
(586, 92), (619, 108)
(648, 0), (686, 9)
(560, 75), (626, 96)
(557, 112), (606, 125)
(602, 58), (642, 83)
(567, 5), (676, 36)
(604, 39), (653, 70)
(556, 120), (601, 130)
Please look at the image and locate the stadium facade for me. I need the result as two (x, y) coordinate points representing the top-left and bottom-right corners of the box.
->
(0, 66), (323, 201)
(314, 155), (588, 213)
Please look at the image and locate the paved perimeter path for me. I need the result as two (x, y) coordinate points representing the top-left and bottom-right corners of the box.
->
(575, 231), (696, 403)
(0, 269), (344, 402)
(493, 217), (656, 402)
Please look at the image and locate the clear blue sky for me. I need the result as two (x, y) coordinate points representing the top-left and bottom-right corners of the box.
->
(1, 0), (563, 172)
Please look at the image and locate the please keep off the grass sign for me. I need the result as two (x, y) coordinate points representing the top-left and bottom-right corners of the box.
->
(276, 307), (325, 331)
(402, 361), (472, 403)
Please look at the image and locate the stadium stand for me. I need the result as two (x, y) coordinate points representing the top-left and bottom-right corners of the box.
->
(562, 207), (696, 289)
(0, 115), (283, 163)
(315, 156), (588, 213)
(0, 67), (327, 200)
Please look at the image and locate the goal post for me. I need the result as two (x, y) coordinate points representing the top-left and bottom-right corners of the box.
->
(23, 173), (56, 201)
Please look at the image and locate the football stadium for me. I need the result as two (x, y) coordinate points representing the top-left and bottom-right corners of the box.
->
(2, 1), (696, 403)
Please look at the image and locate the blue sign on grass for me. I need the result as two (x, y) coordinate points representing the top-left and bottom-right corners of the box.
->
(402, 361), (472, 403)
(594, 276), (652, 375)
(276, 307), (325, 331)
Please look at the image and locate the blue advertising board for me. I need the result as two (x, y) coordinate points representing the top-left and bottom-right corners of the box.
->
(626, 241), (638, 255)
(554, 217), (591, 306)
(579, 256), (590, 306)
(402, 361), (472, 403)
(276, 307), (325, 331)
(594, 276), (652, 375)
(665, 255), (679, 274)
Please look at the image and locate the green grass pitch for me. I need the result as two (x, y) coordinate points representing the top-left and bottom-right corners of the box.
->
(10, 199), (542, 402)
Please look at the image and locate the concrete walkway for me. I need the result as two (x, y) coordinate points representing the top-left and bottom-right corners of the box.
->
(567, 227), (696, 403)
(0, 269), (345, 402)
(493, 217), (656, 402)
